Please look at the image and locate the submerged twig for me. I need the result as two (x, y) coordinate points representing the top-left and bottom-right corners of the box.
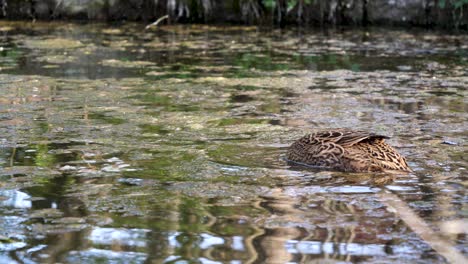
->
(51, 0), (63, 18)
(1, 0), (7, 17)
(378, 190), (467, 264)
(145, 15), (169, 30)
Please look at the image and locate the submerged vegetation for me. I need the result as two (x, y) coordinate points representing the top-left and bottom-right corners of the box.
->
(0, 0), (467, 28)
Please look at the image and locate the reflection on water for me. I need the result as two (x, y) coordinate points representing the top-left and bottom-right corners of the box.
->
(67, 249), (147, 264)
(89, 227), (150, 247)
(285, 240), (415, 256)
(0, 21), (467, 263)
(0, 190), (31, 208)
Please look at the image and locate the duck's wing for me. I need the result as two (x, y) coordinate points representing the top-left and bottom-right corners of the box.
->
(287, 133), (346, 168)
(310, 129), (389, 147)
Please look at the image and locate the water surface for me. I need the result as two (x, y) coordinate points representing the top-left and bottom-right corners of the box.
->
(0, 21), (467, 263)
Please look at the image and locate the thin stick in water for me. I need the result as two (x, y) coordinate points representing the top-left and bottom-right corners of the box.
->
(145, 15), (169, 30)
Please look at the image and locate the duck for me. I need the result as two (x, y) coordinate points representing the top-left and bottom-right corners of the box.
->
(286, 129), (411, 172)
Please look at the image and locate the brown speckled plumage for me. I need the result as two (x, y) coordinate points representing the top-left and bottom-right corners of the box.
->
(287, 129), (410, 172)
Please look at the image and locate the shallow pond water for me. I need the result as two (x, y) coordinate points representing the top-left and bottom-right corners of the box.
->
(0, 21), (467, 263)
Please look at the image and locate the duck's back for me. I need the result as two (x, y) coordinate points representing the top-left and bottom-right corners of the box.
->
(287, 129), (410, 172)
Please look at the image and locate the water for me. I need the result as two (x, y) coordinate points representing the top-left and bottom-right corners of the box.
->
(0, 21), (467, 263)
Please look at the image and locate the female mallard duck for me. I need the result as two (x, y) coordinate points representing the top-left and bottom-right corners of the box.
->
(287, 129), (410, 172)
